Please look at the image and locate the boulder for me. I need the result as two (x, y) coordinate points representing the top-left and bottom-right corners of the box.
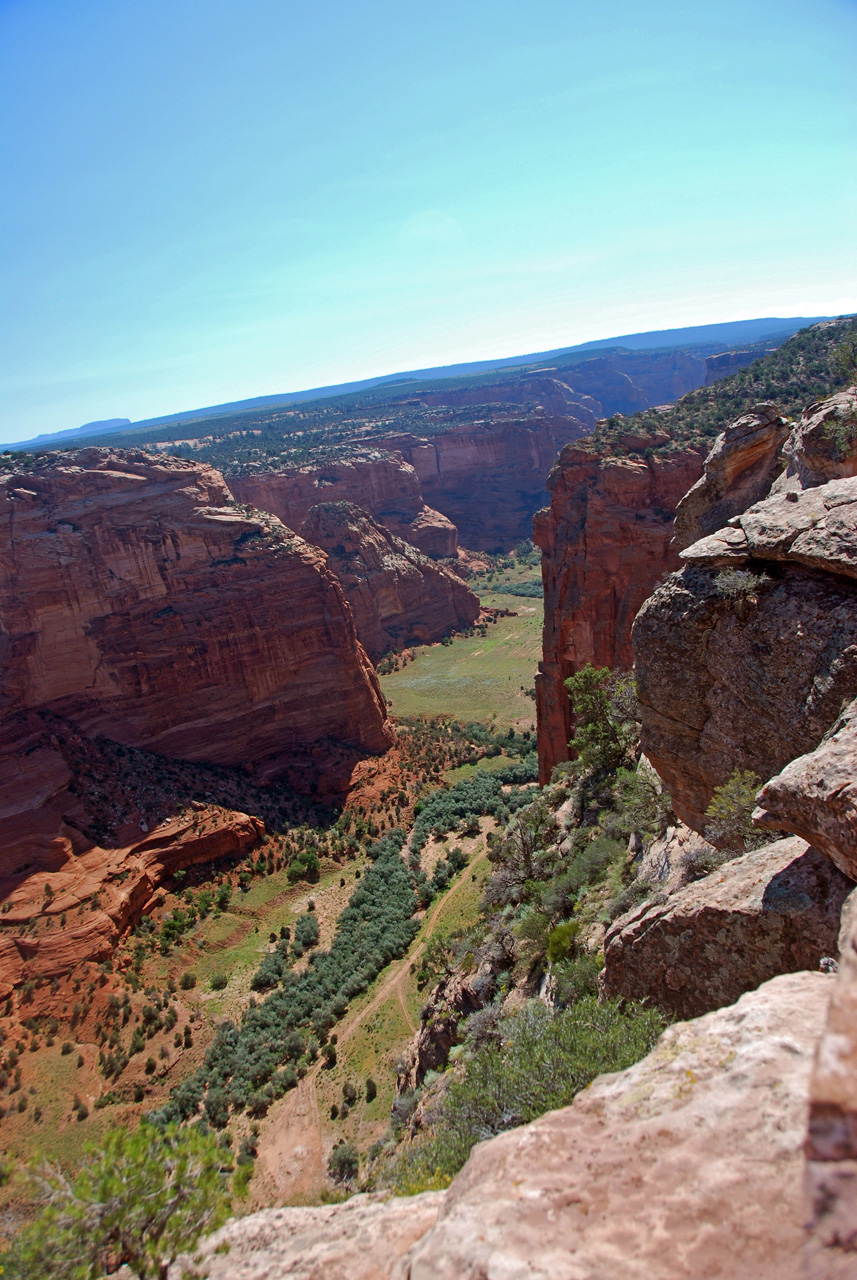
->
(672, 403), (789, 550)
(805, 912), (857, 1278)
(755, 698), (857, 881)
(178, 1191), (445, 1280)
(601, 836), (851, 1018)
(397, 971), (831, 1280)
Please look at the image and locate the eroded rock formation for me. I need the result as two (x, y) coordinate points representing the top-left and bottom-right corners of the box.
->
(805, 910), (857, 1278)
(230, 453), (458, 559)
(365, 413), (595, 551)
(0, 449), (392, 786)
(633, 388), (857, 833)
(601, 836), (850, 1018)
(533, 436), (704, 782)
(299, 503), (479, 659)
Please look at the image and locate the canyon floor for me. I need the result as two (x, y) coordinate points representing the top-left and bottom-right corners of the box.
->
(0, 556), (539, 1235)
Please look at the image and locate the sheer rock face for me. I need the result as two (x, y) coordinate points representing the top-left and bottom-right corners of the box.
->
(299, 503), (479, 660)
(672, 403), (790, 550)
(601, 837), (851, 1019)
(230, 454), (458, 559)
(365, 413), (596, 552)
(0, 449), (393, 785)
(805, 913), (857, 1278)
(633, 391), (857, 835)
(532, 440), (704, 783)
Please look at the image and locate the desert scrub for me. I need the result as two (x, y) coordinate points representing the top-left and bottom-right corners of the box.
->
(704, 768), (768, 852)
(713, 568), (770, 600)
(382, 996), (666, 1194)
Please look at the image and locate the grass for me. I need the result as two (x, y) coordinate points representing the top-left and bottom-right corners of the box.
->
(380, 599), (542, 727)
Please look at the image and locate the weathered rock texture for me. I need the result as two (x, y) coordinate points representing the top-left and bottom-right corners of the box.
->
(672, 403), (790, 549)
(178, 1192), (446, 1280)
(533, 437), (704, 781)
(398, 971), (829, 1280)
(755, 699), (857, 883)
(365, 414), (595, 551)
(634, 390), (857, 833)
(601, 836), (851, 1019)
(0, 449), (392, 785)
(805, 913), (857, 1278)
(230, 453), (458, 558)
(299, 503), (479, 659)
(188, 973), (831, 1279)
(395, 965), (493, 1093)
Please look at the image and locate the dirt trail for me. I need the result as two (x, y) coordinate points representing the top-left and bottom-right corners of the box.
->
(250, 840), (483, 1207)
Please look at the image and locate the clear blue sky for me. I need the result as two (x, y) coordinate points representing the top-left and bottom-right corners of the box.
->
(1, 0), (855, 442)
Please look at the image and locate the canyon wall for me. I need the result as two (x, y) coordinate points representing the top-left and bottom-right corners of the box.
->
(299, 502), (480, 659)
(533, 434), (704, 782)
(365, 413), (595, 551)
(0, 449), (393, 785)
(230, 452), (457, 558)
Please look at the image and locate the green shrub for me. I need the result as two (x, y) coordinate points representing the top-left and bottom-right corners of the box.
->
(7, 1122), (232, 1279)
(384, 997), (665, 1194)
(210, 974), (228, 991)
(179, 972), (197, 991)
(328, 1140), (359, 1184)
(704, 768), (767, 852)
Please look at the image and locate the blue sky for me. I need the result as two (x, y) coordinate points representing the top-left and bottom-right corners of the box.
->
(1, 0), (855, 442)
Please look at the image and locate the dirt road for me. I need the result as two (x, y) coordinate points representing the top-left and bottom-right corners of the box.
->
(250, 841), (483, 1206)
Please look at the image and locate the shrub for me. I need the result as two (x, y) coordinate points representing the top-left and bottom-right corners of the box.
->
(385, 997), (665, 1193)
(60, 1042), (73, 1056)
(328, 1140), (359, 1184)
(7, 1122), (231, 1279)
(704, 768), (768, 852)
(713, 568), (769, 600)
(210, 974), (228, 991)
(179, 972), (197, 991)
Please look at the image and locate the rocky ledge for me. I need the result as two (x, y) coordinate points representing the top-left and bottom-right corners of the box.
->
(178, 971), (831, 1280)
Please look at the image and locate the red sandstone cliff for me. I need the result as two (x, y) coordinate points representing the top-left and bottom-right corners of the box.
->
(365, 413), (596, 551)
(533, 435), (704, 782)
(0, 448), (392, 785)
(300, 502), (479, 659)
(230, 452), (457, 558)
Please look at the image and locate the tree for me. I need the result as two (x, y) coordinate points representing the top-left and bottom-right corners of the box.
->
(564, 664), (637, 774)
(8, 1122), (232, 1280)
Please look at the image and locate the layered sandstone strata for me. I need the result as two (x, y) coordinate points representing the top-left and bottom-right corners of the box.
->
(0, 448), (392, 785)
(230, 452), (457, 558)
(364, 413), (596, 551)
(533, 436), (704, 782)
(300, 503), (479, 659)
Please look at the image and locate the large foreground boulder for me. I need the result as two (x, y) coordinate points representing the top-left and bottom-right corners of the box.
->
(177, 972), (832, 1280)
(397, 972), (831, 1280)
(182, 1191), (445, 1280)
(601, 836), (851, 1018)
(805, 912), (857, 1278)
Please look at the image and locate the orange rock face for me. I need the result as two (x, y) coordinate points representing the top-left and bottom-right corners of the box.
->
(367, 414), (595, 551)
(0, 448), (392, 784)
(299, 503), (479, 659)
(533, 439), (704, 782)
(230, 453), (458, 558)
